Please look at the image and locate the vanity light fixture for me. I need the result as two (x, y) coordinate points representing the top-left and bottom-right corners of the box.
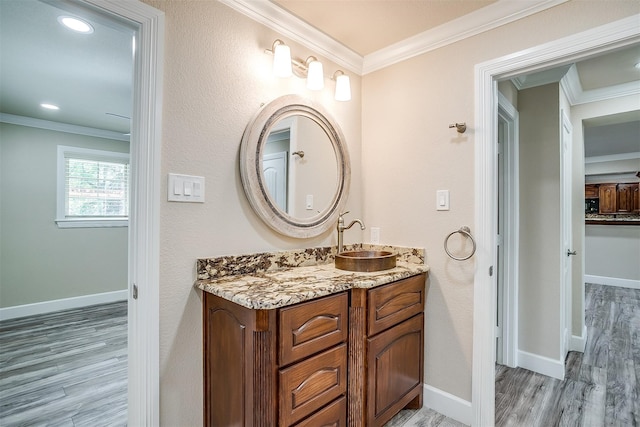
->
(58, 16), (94, 34)
(332, 71), (351, 102)
(265, 39), (351, 100)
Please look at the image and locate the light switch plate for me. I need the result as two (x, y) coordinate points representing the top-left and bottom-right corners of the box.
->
(168, 173), (205, 203)
(370, 227), (380, 244)
(436, 190), (450, 211)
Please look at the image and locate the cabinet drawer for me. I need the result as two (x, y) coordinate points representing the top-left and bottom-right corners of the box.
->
(368, 274), (425, 336)
(293, 396), (346, 427)
(279, 344), (347, 426)
(279, 292), (348, 366)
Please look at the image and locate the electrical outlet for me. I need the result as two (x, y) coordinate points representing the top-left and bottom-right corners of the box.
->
(371, 227), (380, 244)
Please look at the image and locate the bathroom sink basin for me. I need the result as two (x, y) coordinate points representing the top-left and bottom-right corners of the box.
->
(335, 250), (397, 272)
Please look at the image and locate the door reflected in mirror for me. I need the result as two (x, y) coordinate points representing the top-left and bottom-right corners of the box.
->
(263, 115), (339, 218)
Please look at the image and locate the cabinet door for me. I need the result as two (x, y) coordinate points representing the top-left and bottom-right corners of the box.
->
(599, 184), (617, 213)
(585, 184), (599, 198)
(617, 183), (637, 213)
(634, 185), (640, 213)
(279, 344), (347, 426)
(367, 314), (424, 427)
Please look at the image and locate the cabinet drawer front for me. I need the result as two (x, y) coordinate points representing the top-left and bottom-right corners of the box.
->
(368, 274), (425, 336)
(367, 314), (424, 425)
(293, 396), (346, 427)
(279, 292), (348, 366)
(279, 344), (347, 426)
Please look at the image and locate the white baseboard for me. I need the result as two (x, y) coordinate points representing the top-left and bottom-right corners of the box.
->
(517, 350), (564, 380)
(0, 290), (128, 321)
(423, 384), (472, 426)
(585, 275), (640, 290)
(570, 325), (588, 353)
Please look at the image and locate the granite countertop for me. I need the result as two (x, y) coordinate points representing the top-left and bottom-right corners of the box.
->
(195, 244), (429, 310)
(585, 213), (640, 225)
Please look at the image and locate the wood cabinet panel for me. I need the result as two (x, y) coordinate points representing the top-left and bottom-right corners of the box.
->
(366, 314), (424, 427)
(368, 275), (425, 336)
(599, 184), (617, 213)
(585, 184), (599, 198)
(279, 344), (347, 426)
(634, 185), (640, 212)
(294, 397), (347, 427)
(279, 292), (348, 366)
(617, 183), (638, 213)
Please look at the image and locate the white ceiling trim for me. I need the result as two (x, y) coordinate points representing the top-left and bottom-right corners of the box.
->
(562, 65), (640, 105)
(0, 113), (130, 142)
(218, 0), (363, 74)
(585, 152), (640, 163)
(362, 0), (568, 75)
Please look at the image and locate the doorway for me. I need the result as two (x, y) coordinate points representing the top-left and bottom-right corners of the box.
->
(472, 15), (640, 426)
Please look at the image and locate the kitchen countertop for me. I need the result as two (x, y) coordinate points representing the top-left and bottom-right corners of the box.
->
(585, 213), (640, 225)
(195, 244), (428, 310)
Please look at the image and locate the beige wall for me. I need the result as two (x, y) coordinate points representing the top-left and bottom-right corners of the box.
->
(141, 1), (362, 424)
(133, 0), (639, 422)
(585, 225), (640, 281)
(0, 123), (128, 307)
(362, 1), (637, 402)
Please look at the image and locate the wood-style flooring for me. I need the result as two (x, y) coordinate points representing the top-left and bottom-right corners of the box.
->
(0, 301), (127, 427)
(388, 283), (640, 426)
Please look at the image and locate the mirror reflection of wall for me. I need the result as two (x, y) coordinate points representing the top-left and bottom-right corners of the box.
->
(263, 115), (339, 219)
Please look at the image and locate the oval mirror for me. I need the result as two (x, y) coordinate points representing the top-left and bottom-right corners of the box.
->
(240, 95), (350, 238)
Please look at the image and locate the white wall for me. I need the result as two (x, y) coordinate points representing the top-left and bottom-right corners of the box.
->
(518, 83), (562, 360)
(141, 1), (362, 424)
(0, 122), (128, 308)
(585, 225), (640, 281)
(362, 1), (637, 403)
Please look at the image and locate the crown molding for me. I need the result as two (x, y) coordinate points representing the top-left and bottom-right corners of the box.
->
(0, 113), (130, 141)
(219, 0), (363, 74)
(362, 0), (568, 75)
(585, 152), (640, 164)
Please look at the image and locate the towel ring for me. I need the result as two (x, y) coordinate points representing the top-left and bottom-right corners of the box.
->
(444, 226), (476, 261)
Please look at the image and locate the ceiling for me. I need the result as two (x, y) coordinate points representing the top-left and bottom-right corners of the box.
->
(0, 0), (638, 157)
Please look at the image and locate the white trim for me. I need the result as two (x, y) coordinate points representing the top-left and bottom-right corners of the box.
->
(55, 218), (128, 228)
(562, 63), (640, 105)
(218, 0), (565, 77)
(585, 275), (640, 290)
(585, 152), (640, 164)
(0, 113), (129, 141)
(517, 350), (565, 380)
(0, 290), (127, 321)
(497, 92), (520, 369)
(423, 384), (472, 427)
(218, 0), (363, 74)
(570, 325), (588, 353)
(362, 0), (567, 74)
(79, 1), (163, 426)
(473, 14), (640, 427)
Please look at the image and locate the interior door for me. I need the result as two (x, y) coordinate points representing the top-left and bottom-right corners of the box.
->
(560, 111), (573, 360)
(263, 152), (288, 212)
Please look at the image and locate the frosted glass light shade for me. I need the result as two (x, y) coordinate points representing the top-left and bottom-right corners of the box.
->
(306, 60), (324, 90)
(335, 74), (351, 101)
(273, 44), (292, 77)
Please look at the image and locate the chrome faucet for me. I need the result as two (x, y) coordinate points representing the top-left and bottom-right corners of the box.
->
(337, 211), (365, 254)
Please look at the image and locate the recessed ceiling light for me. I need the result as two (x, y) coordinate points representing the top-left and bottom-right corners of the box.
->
(58, 16), (94, 34)
(40, 103), (60, 110)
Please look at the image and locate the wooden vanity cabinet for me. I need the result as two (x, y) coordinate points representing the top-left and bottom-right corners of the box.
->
(203, 291), (349, 427)
(349, 273), (426, 427)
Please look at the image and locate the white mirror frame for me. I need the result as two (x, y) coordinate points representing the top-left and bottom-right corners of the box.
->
(240, 95), (350, 238)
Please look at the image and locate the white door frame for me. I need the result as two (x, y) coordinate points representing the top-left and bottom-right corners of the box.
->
(80, 1), (164, 425)
(560, 109), (573, 362)
(496, 92), (519, 368)
(472, 15), (640, 426)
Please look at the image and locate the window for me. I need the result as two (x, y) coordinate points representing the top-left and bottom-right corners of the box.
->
(56, 145), (130, 228)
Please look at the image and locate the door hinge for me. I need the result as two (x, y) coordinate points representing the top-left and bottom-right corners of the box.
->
(132, 283), (138, 300)
(489, 266), (494, 276)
